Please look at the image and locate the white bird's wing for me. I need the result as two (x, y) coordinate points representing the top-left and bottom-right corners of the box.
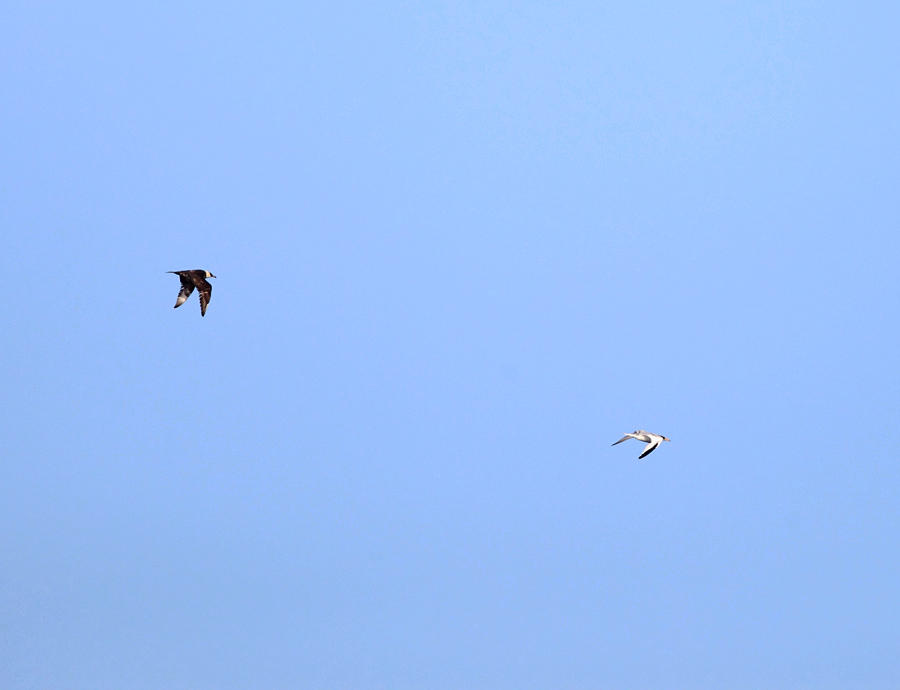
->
(638, 440), (660, 459)
(611, 435), (633, 446)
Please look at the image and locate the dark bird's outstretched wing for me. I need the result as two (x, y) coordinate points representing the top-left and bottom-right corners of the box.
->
(174, 275), (195, 309)
(197, 278), (212, 316)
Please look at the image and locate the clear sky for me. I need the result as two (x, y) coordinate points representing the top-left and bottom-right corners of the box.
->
(2, 2), (898, 688)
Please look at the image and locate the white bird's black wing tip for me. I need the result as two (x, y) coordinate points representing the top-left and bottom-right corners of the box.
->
(638, 442), (660, 459)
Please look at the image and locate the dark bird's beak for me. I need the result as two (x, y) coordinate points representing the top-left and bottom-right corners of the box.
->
(210, 274), (217, 279)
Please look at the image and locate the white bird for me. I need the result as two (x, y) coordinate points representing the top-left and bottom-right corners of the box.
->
(611, 430), (671, 459)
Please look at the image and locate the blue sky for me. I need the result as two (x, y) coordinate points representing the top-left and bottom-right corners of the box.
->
(2, 2), (898, 688)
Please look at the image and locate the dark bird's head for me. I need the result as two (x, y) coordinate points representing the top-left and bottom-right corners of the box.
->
(204, 270), (216, 279)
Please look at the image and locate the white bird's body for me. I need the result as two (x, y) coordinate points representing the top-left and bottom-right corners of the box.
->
(611, 430), (671, 459)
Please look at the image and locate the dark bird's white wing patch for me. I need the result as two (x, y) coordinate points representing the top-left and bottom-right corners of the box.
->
(174, 280), (194, 308)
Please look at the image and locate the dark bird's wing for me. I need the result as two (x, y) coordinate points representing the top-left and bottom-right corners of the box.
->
(174, 275), (195, 309)
(638, 440), (660, 459)
(197, 278), (212, 316)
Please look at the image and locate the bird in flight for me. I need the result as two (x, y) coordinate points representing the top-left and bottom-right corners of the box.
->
(611, 430), (671, 459)
(168, 270), (216, 316)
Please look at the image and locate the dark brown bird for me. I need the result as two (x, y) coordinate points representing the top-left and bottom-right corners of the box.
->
(168, 270), (216, 316)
